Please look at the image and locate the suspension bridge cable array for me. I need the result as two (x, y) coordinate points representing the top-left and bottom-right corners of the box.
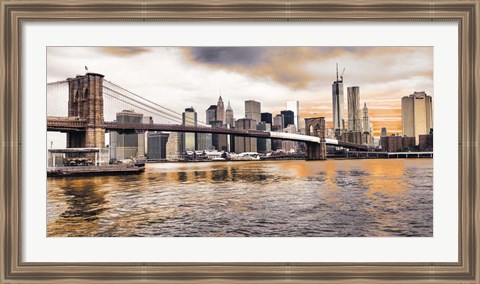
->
(47, 80), (208, 126)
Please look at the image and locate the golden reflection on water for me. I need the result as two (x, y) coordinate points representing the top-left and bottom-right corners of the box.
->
(47, 159), (433, 237)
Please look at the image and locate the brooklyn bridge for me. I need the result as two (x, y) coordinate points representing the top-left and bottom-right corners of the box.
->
(47, 72), (370, 160)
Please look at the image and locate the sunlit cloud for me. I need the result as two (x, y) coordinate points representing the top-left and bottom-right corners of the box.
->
(99, 47), (151, 57)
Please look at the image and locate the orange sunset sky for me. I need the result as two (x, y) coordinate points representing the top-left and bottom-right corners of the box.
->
(48, 46), (433, 136)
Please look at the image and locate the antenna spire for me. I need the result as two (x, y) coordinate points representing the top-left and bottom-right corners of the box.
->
(336, 63), (339, 82)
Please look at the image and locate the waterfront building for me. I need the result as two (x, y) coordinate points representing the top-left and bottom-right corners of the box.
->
(347, 86), (362, 132)
(281, 110), (295, 129)
(256, 122), (272, 153)
(401, 91), (433, 144)
(165, 132), (182, 160)
(109, 109), (147, 161)
(216, 96), (225, 124)
(261, 112), (273, 125)
(286, 100), (300, 132)
(147, 132), (169, 160)
(234, 118), (257, 153)
(225, 101), (234, 126)
(182, 107), (197, 151)
(381, 127), (388, 137)
(332, 67), (345, 133)
(245, 100), (261, 125)
(197, 132), (213, 151)
(419, 128), (434, 151)
(380, 134), (416, 152)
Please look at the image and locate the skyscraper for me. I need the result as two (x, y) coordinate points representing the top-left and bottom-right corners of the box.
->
(256, 122), (272, 153)
(206, 105), (225, 150)
(245, 100), (261, 124)
(216, 96), (225, 123)
(261, 112), (273, 125)
(286, 100), (300, 132)
(401, 91), (433, 144)
(182, 107), (197, 151)
(332, 65), (345, 132)
(273, 114), (284, 131)
(347, 86), (362, 132)
(281, 110), (295, 129)
(206, 105), (217, 124)
(362, 103), (370, 134)
(225, 101), (234, 126)
(362, 103), (375, 145)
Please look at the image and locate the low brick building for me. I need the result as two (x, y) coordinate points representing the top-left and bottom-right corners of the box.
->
(380, 135), (415, 152)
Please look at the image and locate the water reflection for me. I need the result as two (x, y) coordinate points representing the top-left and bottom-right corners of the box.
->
(48, 178), (109, 236)
(47, 159), (433, 237)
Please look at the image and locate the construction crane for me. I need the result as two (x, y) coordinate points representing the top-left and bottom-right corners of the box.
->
(340, 67), (345, 82)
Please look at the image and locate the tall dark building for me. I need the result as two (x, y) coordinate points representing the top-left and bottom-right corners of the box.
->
(147, 132), (169, 160)
(261, 112), (273, 125)
(256, 122), (271, 153)
(281, 110), (295, 128)
(206, 105), (217, 124)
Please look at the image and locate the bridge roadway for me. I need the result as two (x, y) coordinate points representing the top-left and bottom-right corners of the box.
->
(47, 117), (369, 150)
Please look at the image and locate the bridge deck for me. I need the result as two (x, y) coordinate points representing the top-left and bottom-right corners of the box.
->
(47, 117), (369, 150)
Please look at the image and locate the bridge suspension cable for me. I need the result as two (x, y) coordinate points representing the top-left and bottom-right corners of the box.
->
(103, 89), (183, 124)
(47, 79), (208, 126)
(103, 80), (207, 126)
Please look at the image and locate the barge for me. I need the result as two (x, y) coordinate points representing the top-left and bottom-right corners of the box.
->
(47, 164), (145, 177)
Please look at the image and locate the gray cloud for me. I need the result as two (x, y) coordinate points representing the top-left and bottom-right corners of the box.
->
(188, 47), (266, 67)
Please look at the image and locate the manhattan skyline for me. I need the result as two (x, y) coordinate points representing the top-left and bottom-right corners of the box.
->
(47, 46), (433, 136)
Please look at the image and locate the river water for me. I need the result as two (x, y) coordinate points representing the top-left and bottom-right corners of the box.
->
(47, 159), (433, 237)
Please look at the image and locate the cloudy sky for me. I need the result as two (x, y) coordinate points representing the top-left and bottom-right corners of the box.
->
(47, 46), (433, 136)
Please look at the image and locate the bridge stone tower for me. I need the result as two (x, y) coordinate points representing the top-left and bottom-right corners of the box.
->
(66, 73), (105, 148)
(305, 117), (327, 160)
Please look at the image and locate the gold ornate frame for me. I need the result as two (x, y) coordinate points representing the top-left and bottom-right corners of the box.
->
(1, 0), (478, 283)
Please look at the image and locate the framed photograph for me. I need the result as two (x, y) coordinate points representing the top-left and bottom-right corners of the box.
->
(1, 0), (479, 283)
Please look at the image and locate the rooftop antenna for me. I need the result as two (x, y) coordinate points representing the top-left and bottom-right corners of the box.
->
(336, 63), (339, 82)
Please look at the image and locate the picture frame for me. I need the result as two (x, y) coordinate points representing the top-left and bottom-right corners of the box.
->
(1, 0), (478, 283)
